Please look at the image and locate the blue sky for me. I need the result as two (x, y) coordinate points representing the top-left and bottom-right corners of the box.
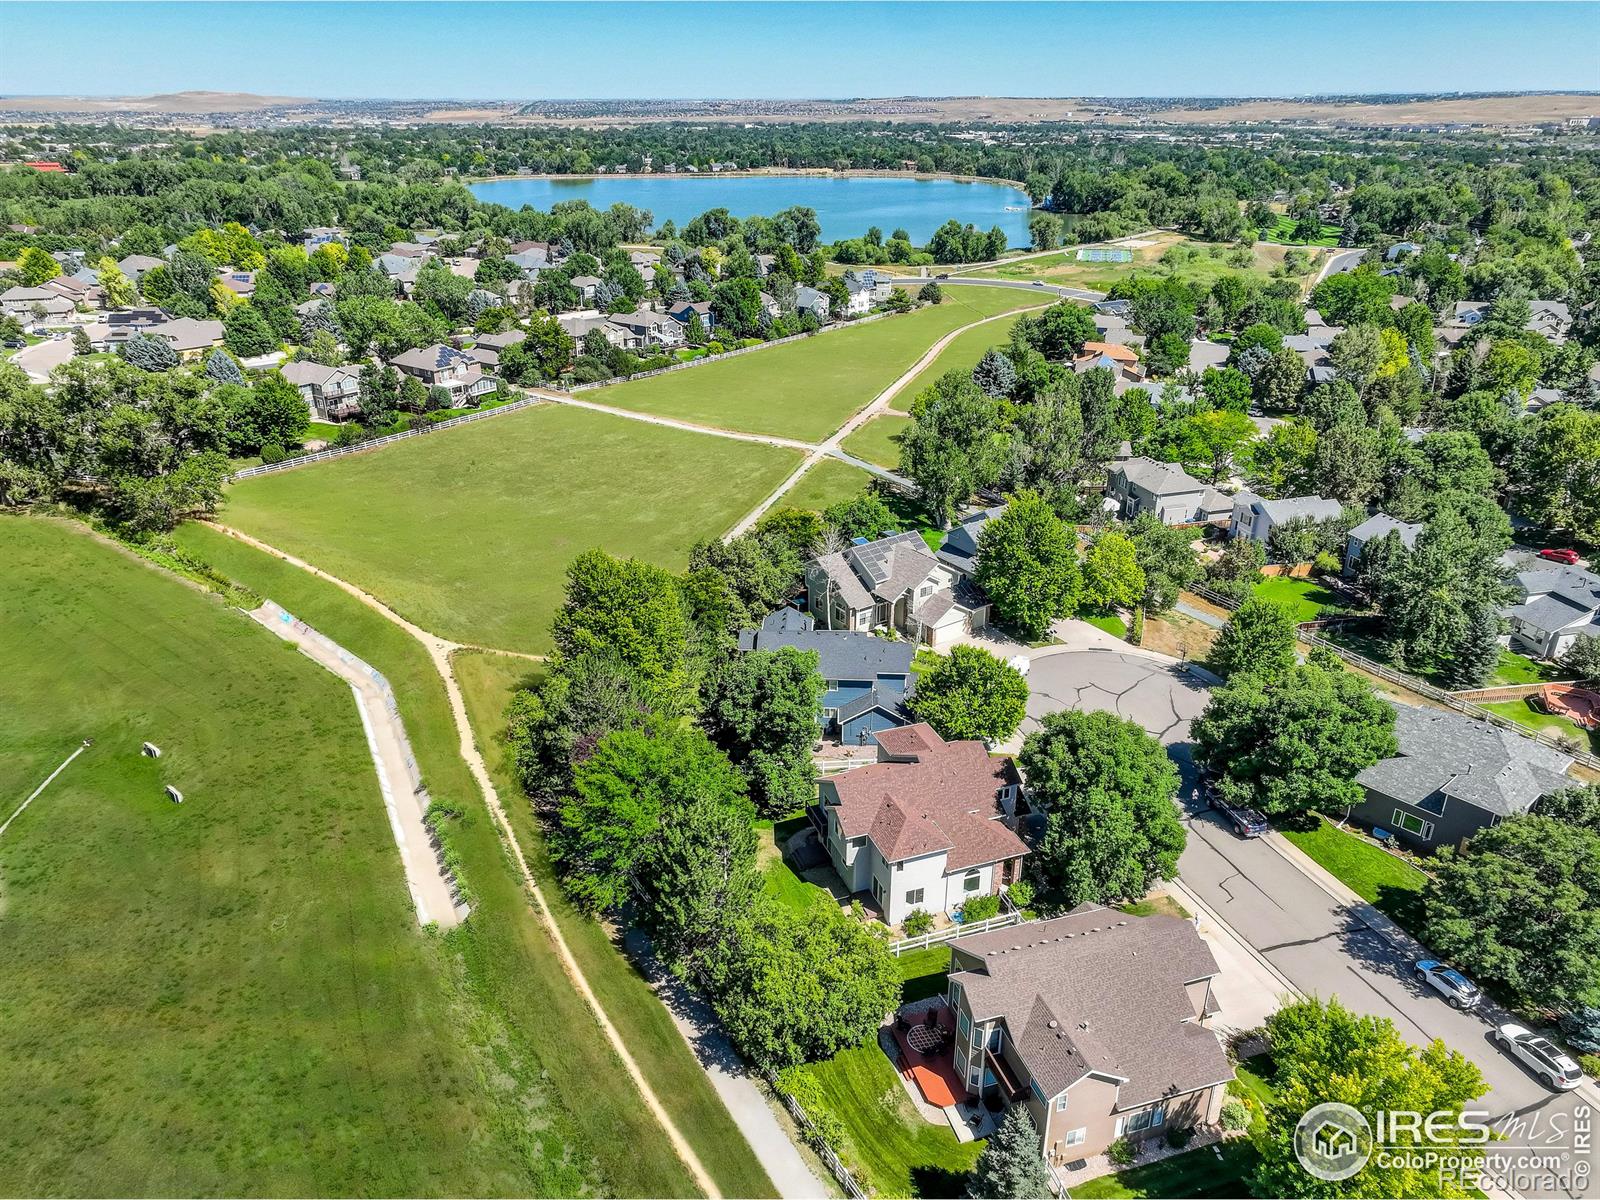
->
(4, 3), (1597, 99)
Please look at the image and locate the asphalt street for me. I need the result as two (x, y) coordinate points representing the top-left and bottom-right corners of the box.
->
(1027, 649), (1597, 1199)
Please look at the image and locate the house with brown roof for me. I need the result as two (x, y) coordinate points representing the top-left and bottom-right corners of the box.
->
(390, 343), (496, 407)
(815, 723), (1028, 925)
(943, 906), (1232, 1168)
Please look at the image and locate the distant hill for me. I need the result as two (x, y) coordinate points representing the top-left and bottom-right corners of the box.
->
(0, 90), (312, 113)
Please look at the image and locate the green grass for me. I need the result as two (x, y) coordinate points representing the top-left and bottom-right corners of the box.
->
(840, 412), (911, 470)
(895, 946), (952, 1004)
(788, 1041), (982, 1197)
(1252, 574), (1338, 624)
(772, 458), (880, 514)
(889, 311), (1030, 412)
(1070, 1142), (1260, 1199)
(1084, 612), (1129, 640)
(307, 419), (341, 441)
(593, 288), (1042, 442)
(1258, 216), (1342, 247)
(449, 648), (778, 1199)
(0, 517), (601, 1196)
(172, 522), (771, 1198)
(1281, 815), (1429, 928)
(1480, 698), (1599, 753)
(220, 403), (802, 655)
(1486, 649), (1555, 687)
(1119, 894), (1190, 920)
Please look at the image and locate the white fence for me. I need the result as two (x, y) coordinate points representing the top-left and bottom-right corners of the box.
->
(888, 909), (1025, 955)
(763, 1071), (869, 1200)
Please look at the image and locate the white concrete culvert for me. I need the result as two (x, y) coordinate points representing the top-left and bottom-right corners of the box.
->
(248, 600), (467, 929)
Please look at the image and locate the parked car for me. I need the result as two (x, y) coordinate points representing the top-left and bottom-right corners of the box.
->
(1538, 548), (1581, 565)
(1202, 779), (1269, 837)
(935, 273), (949, 280)
(1032, 280), (1045, 286)
(1413, 960), (1482, 1009)
(1495, 1023), (1584, 1090)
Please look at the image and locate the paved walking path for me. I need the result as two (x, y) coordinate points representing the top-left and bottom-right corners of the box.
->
(249, 599), (465, 929)
(208, 523), (724, 1198)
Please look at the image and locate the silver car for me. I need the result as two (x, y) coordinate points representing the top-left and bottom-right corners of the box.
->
(1495, 1024), (1584, 1091)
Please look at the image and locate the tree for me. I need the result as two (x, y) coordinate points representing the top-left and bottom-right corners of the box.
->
(553, 550), (695, 715)
(1011, 302), (1096, 361)
(900, 372), (1006, 527)
(643, 790), (762, 979)
(95, 257), (137, 308)
(1022, 710), (1184, 907)
(1127, 513), (1199, 613)
(1311, 419), (1386, 504)
(224, 372), (309, 453)
(710, 277), (766, 339)
(1254, 997), (1485, 1200)
(971, 348), (1017, 398)
(1539, 784), (1600, 834)
(17, 247), (61, 286)
(1144, 332), (1191, 378)
(705, 647), (824, 817)
(1210, 597), (1298, 679)
(1080, 529), (1145, 614)
(705, 902), (899, 1069)
(1253, 346), (1307, 412)
(967, 1107), (1053, 1200)
(120, 332), (177, 372)
(1245, 420), (1318, 497)
(1518, 405), (1600, 545)
(70, 326), (91, 357)
(974, 492), (1080, 640)
(1422, 815), (1600, 1012)
(823, 490), (897, 542)
(1192, 649), (1397, 816)
(918, 281), (943, 305)
(907, 645), (1028, 744)
(557, 719), (750, 915)
(1560, 636), (1600, 684)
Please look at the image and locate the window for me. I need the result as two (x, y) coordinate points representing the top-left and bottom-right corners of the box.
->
(963, 871), (982, 893)
(987, 1027), (1002, 1052)
(1054, 1095), (1069, 1113)
(1124, 1106), (1166, 1134)
(958, 1012), (971, 1036)
(905, 888), (924, 906)
(969, 1069), (981, 1088)
(1063, 1127), (1086, 1146)
(1391, 809), (1435, 840)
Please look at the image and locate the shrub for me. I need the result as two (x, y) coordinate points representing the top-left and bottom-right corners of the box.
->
(776, 1067), (845, 1152)
(961, 893), (1002, 922)
(258, 442), (286, 465)
(1006, 879), (1035, 910)
(902, 909), (934, 937)
(1130, 606), (1145, 645)
(1313, 550), (1342, 576)
(1107, 1137), (1136, 1166)
(1165, 1125), (1195, 1149)
(1579, 1054), (1600, 1080)
(1219, 1099), (1250, 1132)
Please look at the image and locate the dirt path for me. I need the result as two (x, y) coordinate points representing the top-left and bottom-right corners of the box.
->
(727, 303), (1045, 537)
(249, 599), (465, 929)
(206, 523), (720, 1198)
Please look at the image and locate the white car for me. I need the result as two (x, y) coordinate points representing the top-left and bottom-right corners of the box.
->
(1495, 1023), (1584, 1091)
(1413, 960), (1481, 1009)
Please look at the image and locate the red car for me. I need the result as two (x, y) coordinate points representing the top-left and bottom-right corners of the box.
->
(1538, 548), (1581, 565)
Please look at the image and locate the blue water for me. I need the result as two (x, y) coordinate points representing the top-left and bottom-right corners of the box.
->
(467, 175), (1033, 245)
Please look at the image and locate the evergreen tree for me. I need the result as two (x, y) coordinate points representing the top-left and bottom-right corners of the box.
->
(967, 1107), (1052, 1200)
(1445, 602), (1503, 689)
(204, 347), (244, 386)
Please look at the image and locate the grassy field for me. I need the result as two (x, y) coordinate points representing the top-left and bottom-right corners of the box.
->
(1258, 216), (1342, 247)
(970, 233), (1320, 293)
(593, 287), (1041, 442)
(174, 522), (773, 1198)
(840, 412), (912, 470)
(771, 458), (879, 514)
(1486, 649), (1556, 687)
(1085, 612), (1129, 640)
(1281, 815), (1429, 928)
(448, 649), (779, 1199)
(789, 1042), (982, 1197)
(889, 310), (1030, 411)
(896, 946), (952, 1004)
(220, 403), (802, 655)
(0, 517), (611, 1197)
(1252, 574), (1338, 623)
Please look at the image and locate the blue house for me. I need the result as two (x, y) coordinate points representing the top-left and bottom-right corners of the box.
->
(739, 609), (916, 743)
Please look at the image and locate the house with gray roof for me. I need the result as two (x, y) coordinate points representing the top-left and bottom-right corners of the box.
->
(943, 905), (1231, 1167)
(1104, 453), (1230, 526)
(1228, 493), (1343, 545)
(805, 531), (990, 649)
(115, 253), (165, 282)
(815, 723), (1027, 925)
(1352, 704), (1574, 851)
(1344, 512), (1423, 576)
(1502, 564), (1600, 660)
(390, 343), (495, 406)
(280, 360), (363, 422)
(936, 505), (1006, 576)
(739, 608), (915, 743)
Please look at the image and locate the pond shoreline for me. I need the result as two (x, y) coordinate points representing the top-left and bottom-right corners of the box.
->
(465, 166), (1031, 191)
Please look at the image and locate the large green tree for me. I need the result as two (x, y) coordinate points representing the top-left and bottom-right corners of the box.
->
(553, 550), (695, 714)
(1127, 513), (1199, 613)
(975, 491), (1080, 639)
(1080, 529), (1146, 614)
(1210, 596), (1299, 680)
(900, 371), (1007, 526)
(705, 646), (824, 817)
(907, 645), (1029, 745)
(1192, 649), (1397, 816)
(1022, 709), (1184, 907)
(1254, 997), (1485, 1200)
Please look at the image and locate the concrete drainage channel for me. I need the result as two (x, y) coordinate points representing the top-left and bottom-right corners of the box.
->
(249, 600), (469, 928)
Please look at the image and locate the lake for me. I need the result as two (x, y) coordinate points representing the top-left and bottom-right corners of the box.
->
(467, 174), (1034, 245)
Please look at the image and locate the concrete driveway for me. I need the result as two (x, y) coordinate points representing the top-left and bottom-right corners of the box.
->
(10, 336), (75, 381)
(1022, 648), (1212, 748)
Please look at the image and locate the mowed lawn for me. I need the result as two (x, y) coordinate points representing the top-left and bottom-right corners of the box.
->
(593, 286), (1041, 441)
(841, 412), (912, 469)
(889, 310), (1030, 411)
(771, 457), (879, 513)
(222, 403), (802, 654)
(0, 518), (569, 1197)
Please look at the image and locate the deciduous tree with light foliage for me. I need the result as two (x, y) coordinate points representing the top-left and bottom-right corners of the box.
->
(908, 645), (1029, 744)
(974, 491), (1080, 639)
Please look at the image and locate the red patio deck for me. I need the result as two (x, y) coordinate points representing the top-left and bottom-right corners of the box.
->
(1540, 683), (1600, 730)
(890, 1004), (967, 1109)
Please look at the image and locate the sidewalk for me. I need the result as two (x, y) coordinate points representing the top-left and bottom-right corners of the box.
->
(1166, 877), (1300, 1032)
